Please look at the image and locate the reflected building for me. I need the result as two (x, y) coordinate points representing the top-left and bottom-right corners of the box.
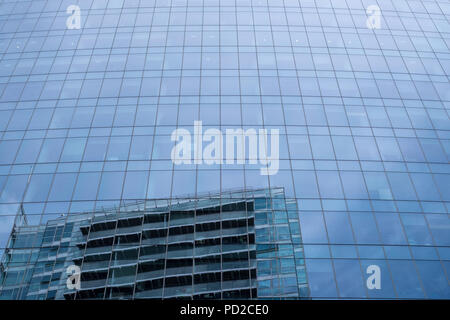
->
(0, 188), (308, 299)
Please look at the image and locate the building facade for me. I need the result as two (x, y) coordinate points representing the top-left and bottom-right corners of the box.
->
(0, 0), (449, 299)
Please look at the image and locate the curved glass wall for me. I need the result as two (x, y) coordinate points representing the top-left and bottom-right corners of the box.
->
(0, 0), (449, 299)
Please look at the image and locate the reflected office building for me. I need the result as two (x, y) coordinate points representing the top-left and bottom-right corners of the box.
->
(0, 1), (449, 299)
(0, 188), (308, 299)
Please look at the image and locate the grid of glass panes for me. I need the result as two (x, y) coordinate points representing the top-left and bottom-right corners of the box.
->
(0, 0), (448, 299)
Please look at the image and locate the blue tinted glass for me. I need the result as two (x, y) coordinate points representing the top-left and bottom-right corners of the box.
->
(0, 0), (448, 301)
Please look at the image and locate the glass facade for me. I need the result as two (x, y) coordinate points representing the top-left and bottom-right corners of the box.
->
(0, 0), (449, 299)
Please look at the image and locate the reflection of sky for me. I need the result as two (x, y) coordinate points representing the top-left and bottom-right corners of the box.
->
(0, 201), (20, 250)
(0, 215), (15, 250)
(0, 233), (9, 251)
